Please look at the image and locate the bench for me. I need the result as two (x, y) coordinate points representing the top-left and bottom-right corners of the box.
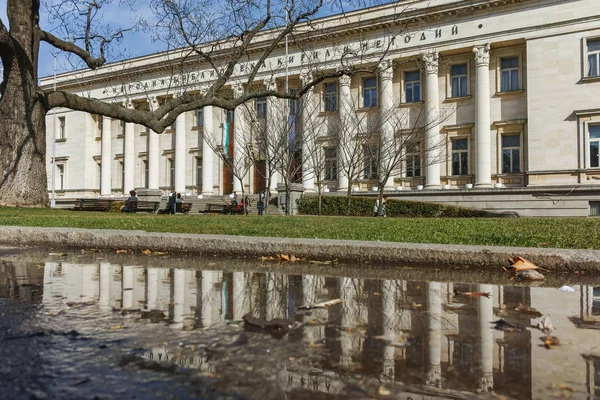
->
(225, 204), (245, 215)
(199, 203), (228, 214)
(177, 203), (192, 214)
(124, 199), (160, 213)
(73, 198), (112, 212)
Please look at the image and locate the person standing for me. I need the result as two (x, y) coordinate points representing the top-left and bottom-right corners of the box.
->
(243, 195), (251, 215)
(167, 192), (177, 214)
(257, 197), (264, 215)
(373, 197), (380, 217)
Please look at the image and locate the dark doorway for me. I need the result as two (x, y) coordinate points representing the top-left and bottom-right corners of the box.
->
(254, 160), (266, 194)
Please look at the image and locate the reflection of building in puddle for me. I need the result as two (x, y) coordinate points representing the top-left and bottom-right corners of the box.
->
(39, 262), (600, 398)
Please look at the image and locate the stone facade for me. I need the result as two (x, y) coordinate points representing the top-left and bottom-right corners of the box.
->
(40, 0), (600, 215)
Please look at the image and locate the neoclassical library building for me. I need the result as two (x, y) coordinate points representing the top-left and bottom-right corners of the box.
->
(42, 0), (600, 216)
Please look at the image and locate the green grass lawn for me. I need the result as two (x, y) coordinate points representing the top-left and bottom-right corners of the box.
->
(0, 207), (598, 249)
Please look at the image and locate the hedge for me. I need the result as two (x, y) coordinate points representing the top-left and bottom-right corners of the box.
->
(297, 196), (489, 218)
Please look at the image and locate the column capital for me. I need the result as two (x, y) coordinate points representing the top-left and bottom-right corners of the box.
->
(421, 52), (439, 75)
(473, 44), (491, 67)
(263, 77), (278, 92)
(300, 72), (313, 86)
(123, 100), (134, 109)
(148, 96), (159, 112)
(339, 74), (351, 87)
(378, 59), (394, 81)
(232, 83), (245, 98)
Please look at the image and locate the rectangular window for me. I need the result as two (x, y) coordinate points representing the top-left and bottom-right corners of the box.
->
(196, 157), (202, 187)
(56, 164), (65, 190)
(450, 64), (468, 98)
(588, 38), (600, 77)
(324, 83), (338, 112)
(502, 135), (521, 173)
(363, 145), (378, 179)
(168, 159), (175, 187)
(590, 201), (600, 217)
(500, 57), (519, 92)
(289, 93), (300, 116)
(226, 109), (235, 124)
(196, 110), (204, 127)
(404, 71), (421, 103)
(142, 160), (149, 188)
(97, 163), (102, 191)
(452, 138), (469, 175)
(363, 77), (377, 108)
(405, 143), (421, 177)
(58, 116), (66, 139)
(590, 125), (600, 168)
(119, 161), (125, 192)
(256, 97), (267, 119)
(324, 148), (337, 180)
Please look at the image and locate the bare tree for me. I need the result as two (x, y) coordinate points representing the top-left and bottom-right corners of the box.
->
(1, 0), (399, 207)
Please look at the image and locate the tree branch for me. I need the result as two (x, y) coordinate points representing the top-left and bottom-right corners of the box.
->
(39, 29), (104, 69)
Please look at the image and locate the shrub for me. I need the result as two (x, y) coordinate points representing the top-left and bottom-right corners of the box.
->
(298, 196), (488, 218)
(110, 200), (125, 213)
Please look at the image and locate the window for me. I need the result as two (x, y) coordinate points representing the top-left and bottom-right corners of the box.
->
(196, 157), (202, 187)
(168, 159), (175, 187)
(58, 116), (66, 139)
(289, 92), (300, 116)
(119, 161), (125, 192)
(324, 148), (337, 180)
(95, 115), (103, 135)
(450, 64), (468, 98)
(324, 83), (338, 112)
(256, 97), (267, 119)
(502, 135), (521, 173)
(363, 77), (377, 108)
(588, 38), (600, 77)
(404, 71), (421, 103)
(590, 125), (600, 168)
(196, 110), (204, 127)
(56, 164), (65, 190)
(590, 201), (600, 217)
(363, 145), (378, 179)
(226, 109), (235, 124)
(452, 138), (469, 175)
(500, 57), (519, 92)
(142, 160), (149, 188)
(405, 143), (421, 177)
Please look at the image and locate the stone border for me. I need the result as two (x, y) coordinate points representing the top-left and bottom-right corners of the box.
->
(1, 225), (599, 272)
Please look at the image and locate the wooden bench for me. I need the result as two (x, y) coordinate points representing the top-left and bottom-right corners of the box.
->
(124, 199), (160, 213)
(73, 198), (112, 212)
(225, 204), (245, 215)
(176, 203), (192, 214)
(199, 203), (228, 214)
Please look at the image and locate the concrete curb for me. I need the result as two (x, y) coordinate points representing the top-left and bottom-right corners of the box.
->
(0, 225), (598, 272)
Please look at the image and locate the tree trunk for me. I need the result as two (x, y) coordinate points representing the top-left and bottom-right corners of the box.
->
(0, 0), (49, 207)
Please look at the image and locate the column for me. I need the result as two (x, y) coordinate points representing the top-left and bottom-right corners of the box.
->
(232, 272), (248, 320)
(478, 284), (494, 393)
(265, 79), (281, 192)
(175, 107), (187, 193)
(474, 44), (492, 188)
(337, 74), (351, 192)
(201, 105), (214, 195)
(301, 74), (315, 192)
(340, 277), (357, 366)
(423, 53), (441, 189)
(123, 102), (135, 194)
(303, 275), (324, 345)
(172, 268), (185, 329)
(233, 84), (246, 193)
(99, 262), (111, 311)
(100, 116), (112, 196)
(426, 281), (442, 387)
(147, 268), (159, 310)
(379, 60), (395, 190)
(148, 98), (160, 189)
(122, 266), (134, 309)
(381, 279), (396, 379)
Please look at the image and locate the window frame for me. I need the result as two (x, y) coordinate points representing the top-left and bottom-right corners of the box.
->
(142, 159), (149, 188)
(501, 134), (522, 174)
(585, 37), (600, 78)
(589, 124), (600, 169)
(449, 62), (469, 98)
(495, 50), (524, 94)
(57, 116), (66, 140)
(196, 156), (203, 187)
(56, 163), (66, 190)
(323, 82), (338, 112)
(362, 144), (378, 179)
(195, 109), (204, 128)
(403, 70), (421, 103)
(362, 76), (378, 108)
(451, 137), (470, 176)
(324, 147), (338, 181)
(256, 97), (267, 120)
(404, 142), (422, 178)
(168, 158), (175, 187)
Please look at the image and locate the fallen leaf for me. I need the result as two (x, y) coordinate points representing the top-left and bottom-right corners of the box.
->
(110, 325), (121, 330)
(515, 303), (543, 318)
(491, 319), (525, 332)
(541, 335), (560, 349)
(151, 251), (168, 256)
(297, 298), (342, 311)
(141, 249), (151, 256)
(308, 259), (336, 265)
(260, 255), (277, 261)
(508, 256), (541, 272)
(277, 254), (290, 262)
(116, 249), (132, 254)
(454, 289), (491, 298)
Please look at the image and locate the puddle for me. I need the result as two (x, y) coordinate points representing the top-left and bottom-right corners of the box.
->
(0, 249), (600, 399)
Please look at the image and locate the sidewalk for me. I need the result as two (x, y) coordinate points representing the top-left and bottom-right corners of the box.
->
(1, 225), (599, 272)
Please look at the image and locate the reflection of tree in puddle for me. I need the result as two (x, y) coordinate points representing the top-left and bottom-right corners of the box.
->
(0, 259), (595, 398)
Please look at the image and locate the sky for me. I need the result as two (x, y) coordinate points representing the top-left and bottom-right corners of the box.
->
(0, 0), (391, 80)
